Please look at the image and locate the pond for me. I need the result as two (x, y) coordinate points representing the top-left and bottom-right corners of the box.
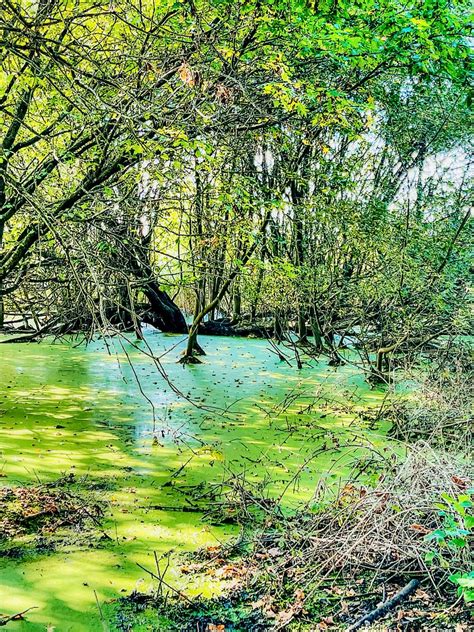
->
(0, 331), (394, 630)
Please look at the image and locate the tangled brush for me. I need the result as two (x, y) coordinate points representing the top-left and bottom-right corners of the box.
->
(243, 443), (472, 604)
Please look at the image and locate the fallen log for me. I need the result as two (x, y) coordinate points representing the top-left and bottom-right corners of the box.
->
(199, 318), (272, 338)
(0, 317), (60, 343)
(347, 579), (420, 631)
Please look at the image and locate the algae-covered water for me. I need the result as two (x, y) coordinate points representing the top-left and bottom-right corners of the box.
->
(0, 331), (393, 630)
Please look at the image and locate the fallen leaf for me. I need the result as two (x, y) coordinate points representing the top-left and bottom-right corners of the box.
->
(414, 588), (430, 602)
(451, 475), (468, 490)
(294, 589), (305, 602)
(316, 616), (335, 630)
(409, 523), (430, 534)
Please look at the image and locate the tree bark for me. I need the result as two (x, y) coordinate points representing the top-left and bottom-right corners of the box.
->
(140, 278), (188, 334)
(232, 280), (242, 324)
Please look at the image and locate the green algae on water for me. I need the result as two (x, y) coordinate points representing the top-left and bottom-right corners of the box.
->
(0, 332), (393, 630)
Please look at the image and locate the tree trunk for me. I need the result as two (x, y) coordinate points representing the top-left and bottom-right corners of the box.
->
(141, 278), (188, 334)
(232, 280), (242, 324)
(123, 233), (189, 334)
(179, 209), (271, 363)
(297, 309), (307, 344)
(0, 291), (4, 330)
(289, 148), (310, 344)
(371, 341), (397, 383)
(251, 265), (264, 320)
(274, 312), (283, 342)
(310, 308), (324, 352)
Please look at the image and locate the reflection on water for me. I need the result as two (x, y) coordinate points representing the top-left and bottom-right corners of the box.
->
(0, 330), (391, 630)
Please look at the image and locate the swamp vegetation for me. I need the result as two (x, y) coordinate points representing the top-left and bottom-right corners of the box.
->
(0, 0), (472, 630)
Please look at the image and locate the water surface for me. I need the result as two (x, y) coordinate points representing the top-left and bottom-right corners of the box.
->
(0, 331), (391, 630)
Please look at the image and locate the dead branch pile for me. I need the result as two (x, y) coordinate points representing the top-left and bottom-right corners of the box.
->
(247, 444), (472, 597)
(112, 446), (472, 630)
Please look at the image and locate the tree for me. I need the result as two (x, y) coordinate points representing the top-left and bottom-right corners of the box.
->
(0, 0), (470, 374)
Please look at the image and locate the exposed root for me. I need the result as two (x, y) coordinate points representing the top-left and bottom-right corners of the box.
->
(178, 354), (203, 365)
(193, 342), (207, 356)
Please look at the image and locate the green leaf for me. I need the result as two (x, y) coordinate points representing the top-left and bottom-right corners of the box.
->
(464, 515), (474, 529)
(424, 551), (437, 564)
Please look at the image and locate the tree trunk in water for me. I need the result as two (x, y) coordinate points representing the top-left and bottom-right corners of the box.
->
(130, 242), (187, 334)
(297, 309), (307, 344)
(108, 222), (189, 335)
(180, 209), (271, 364)
(189, 287), (206, 355)
(274, 312), (283, 343)
(289, 162), (309, 345)
(142, 279), (188, 334)
(251, 266), (264, 320)
(310, 309), (324, 352)
(181, 327), (202, 363)
(232, 280), (242, 324)
(371, 341), (397, 383)
(326, 329), (344, 366)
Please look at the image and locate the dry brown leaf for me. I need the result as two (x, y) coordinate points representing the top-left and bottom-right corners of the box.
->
(451, 475), (468, 490)
(179, 63), (195, 87)
(213, 564), (246, 579)
(275, 609), (295, 625)
(409, 523), (430, 534)
(316, 616), (335, 630)
(414, 588), (430, 602)
(294, 588), (305, 602)
(216, 84), (233, 103)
